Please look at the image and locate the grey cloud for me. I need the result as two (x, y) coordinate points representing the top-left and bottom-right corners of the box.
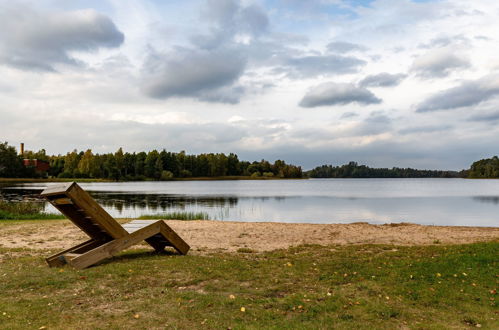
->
(326, 41), (368, 53)
(239, 5), (269, 36)
(283, 54), (365, 77)
(142, 48), (246, 102)
(154, 0), (270, 103)
(356, 111), (392, 135)
(418, 35), (469, 49)
(398, 125), (453, 135)
(0, 5), (124, 71)
(411, 48), (470, 78)
(359, 73), (406, 87)
(198, 85), (245, 104)
(416, 75), (499, 112)
(340, 112), (358, 119)
(469, 111), (499, 122)
(299, 83), (381, 108)
(195, 0), (269, 49)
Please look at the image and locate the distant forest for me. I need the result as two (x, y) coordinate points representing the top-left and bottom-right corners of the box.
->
(1, 141), (499, 180)
(467, 156), (499, 178)
(0, 142), (302, 180)
(306, 162), (461, 178)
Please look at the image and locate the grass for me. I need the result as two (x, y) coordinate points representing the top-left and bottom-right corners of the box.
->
(138, 212), (210, 220)
(0, 201), (63, 220)
(0, 241), (497, 329)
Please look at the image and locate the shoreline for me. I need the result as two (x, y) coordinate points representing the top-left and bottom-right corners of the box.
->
(1, 219), (497, 253)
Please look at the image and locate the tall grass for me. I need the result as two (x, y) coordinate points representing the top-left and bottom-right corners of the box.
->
(138, 211), (209, 220)
(0, 201), (63, 220)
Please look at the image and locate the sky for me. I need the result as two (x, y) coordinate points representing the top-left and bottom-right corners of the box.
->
(1, 0), (499, 170)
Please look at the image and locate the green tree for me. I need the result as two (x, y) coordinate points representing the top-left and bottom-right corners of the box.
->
(0, 142), (23, 177)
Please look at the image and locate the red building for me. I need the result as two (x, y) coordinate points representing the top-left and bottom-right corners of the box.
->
(23, 159), (50, 173)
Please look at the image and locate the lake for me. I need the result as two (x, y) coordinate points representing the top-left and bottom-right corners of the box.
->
(1, 179), (499, 227)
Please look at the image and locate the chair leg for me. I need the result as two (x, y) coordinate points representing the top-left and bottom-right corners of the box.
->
(46, 239), (103, 267)
(68, 222), (162, 269)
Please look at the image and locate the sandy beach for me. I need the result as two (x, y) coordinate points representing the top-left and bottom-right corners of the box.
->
(0, 220), (497, 254)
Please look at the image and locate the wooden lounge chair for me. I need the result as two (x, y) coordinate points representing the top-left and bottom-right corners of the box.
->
(40, 182), (189, 269)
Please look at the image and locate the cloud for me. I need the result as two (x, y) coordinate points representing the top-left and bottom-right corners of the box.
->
(359, 73), (406, 87)
(398, 125), (453, 135)
(141, 47), (246, 102)
(418, 35), (469, 49)
(194, 0), (269, 49)
(340, 111), (358, 119)
(469, 111), (499, 122)
(299, 82), (381, 108)
(411, 47), (470, 78)
(326, 41), (368, 53)
(282, 54), (366, 77)
(416, 75), (499, 112)
(0, 5), (124, 71)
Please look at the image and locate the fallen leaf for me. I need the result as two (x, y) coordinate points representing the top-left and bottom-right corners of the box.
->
(229, 294), (235, 299)
(240, 307), (246, 312)
(133, 314), (140, 319)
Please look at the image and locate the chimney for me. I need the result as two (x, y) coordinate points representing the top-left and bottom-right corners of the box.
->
(20, 143), (24, 156)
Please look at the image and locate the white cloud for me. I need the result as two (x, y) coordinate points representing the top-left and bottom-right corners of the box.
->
(0, 4), (124, 71)
(411, 47), (470, 78)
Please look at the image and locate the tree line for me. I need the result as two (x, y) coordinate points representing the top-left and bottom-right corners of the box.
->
(466, 156), (499, 178)
(0, 142), (303, 180)
(306, 161), (461, 178)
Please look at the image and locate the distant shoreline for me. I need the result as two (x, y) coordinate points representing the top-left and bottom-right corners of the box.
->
(2, 177), (496, 184)
(0, 176), (307, 183)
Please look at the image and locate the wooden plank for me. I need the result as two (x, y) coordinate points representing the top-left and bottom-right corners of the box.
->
(54, 204), (110, 240)
(45, 239), (102, 267)
(40, 182), (75, 197)
(125, 220), (158, 225)
(158, 221), (190, 255)
(69, 222), (162, 269)
(51, 197), (73, 205)
(66, 183), (128, 239)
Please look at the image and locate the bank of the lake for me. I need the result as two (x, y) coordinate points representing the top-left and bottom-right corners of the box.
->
(1, 219), (498, 251)
(0, 222), (497, 329)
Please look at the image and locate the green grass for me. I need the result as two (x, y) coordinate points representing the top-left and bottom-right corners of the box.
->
(0, 201), (63, 220)
(0, 242), (497, 329)
(138, 212), (210, 220)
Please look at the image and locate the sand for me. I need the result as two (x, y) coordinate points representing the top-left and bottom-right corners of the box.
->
(0, 220), (497, 254)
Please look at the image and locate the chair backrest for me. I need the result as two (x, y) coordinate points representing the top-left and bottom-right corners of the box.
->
(41, 182), (128, 241)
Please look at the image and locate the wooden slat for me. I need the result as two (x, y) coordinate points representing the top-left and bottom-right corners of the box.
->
(158, 221), (190, 255)
(51, 197), (73, 205)
(66, 183), (128, 239)
(40, 182), (75, 197)
(69, 222), (162, 269)
(54, 204), (110, 240)
(45, 239), (104, 267)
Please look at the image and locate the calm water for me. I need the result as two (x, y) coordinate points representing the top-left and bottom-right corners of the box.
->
(1, 179), (499, 226)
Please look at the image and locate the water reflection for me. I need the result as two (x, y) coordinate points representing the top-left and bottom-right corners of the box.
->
(472, 196), (499, 205)
(1, 180), (499, 226)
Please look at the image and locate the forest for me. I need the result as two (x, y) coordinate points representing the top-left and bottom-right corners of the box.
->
(2, 142), (498, 180)
(0, 142), (303, 180)
(306, 161), (461, 178)
(467, 156), (499, 178)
